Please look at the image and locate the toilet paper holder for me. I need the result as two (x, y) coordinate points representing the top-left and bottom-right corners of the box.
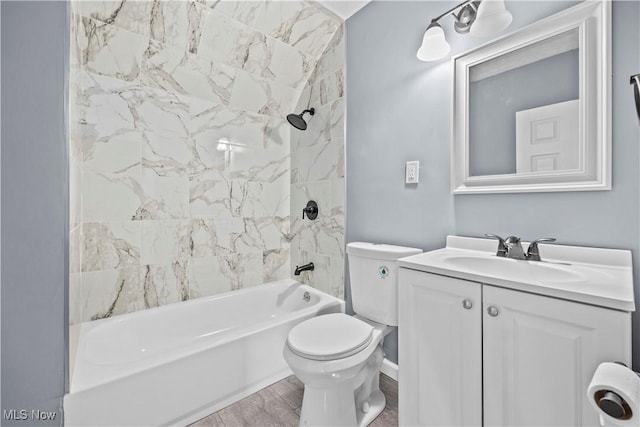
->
(593, 362), (639, 421)
(594, 389), (632, 420)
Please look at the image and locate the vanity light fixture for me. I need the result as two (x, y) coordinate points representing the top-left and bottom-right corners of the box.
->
(417, 0), (512, 62)
(470, 0), (513, 37)
(417, 21), (451, 61)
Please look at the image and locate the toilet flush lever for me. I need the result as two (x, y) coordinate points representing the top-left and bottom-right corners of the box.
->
(302, 200), (318, 220)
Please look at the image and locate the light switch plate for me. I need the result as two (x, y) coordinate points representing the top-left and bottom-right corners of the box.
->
(406, 161), (419, 184)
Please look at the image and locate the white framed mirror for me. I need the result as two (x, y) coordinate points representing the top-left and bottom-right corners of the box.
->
(452, 0), (611, 194)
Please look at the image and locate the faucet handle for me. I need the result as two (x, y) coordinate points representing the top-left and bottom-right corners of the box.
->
(302, 200), (318, 220)
(526, 238), (557, 261)
(485, 234), (507, 257)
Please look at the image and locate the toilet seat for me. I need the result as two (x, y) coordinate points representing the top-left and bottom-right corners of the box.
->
(287, 313), (374, 361)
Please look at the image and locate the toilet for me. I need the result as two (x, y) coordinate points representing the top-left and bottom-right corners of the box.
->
(283, 242), (422, 426)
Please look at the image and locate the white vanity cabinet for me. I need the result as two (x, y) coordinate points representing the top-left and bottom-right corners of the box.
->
(398, 268), (632, 427)
(483, 284), (631, 426)
(398, 269), (482, 426)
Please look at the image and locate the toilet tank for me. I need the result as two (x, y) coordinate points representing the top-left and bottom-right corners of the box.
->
(347, 242), (422, 326)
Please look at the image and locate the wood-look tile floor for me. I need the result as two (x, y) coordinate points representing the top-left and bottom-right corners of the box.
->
(190, 374), (398, 427)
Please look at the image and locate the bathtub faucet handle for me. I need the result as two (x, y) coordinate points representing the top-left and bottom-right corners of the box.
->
(302, 201), (318, 220)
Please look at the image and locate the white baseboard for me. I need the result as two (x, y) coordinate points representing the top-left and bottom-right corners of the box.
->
(380, 358), (398, 381)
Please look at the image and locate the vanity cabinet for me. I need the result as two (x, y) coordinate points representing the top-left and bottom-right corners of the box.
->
(398, 270), (482, 426)
(398, 268), (632, 427)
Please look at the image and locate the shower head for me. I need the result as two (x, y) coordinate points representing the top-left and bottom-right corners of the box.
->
(286, 108), (315, 131)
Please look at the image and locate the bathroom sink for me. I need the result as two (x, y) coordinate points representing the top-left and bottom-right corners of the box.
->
(443, 255), (584, 283)
(397, 235), (635, 311)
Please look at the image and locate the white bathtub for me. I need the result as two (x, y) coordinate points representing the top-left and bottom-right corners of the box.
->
(64, 279), (344, 426)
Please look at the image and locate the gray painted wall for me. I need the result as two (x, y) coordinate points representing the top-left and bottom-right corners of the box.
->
(346, 0), (640, 366)
(1, 2), (68, 426)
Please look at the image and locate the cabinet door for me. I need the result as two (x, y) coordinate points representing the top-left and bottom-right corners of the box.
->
(483, 285), (631, 427)
(398, 269), (482, 426)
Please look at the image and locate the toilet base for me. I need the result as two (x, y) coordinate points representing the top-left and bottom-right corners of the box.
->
(297, 345), (386, 426)
(358, 389), (385, 427)
(298, 383), (386, 427)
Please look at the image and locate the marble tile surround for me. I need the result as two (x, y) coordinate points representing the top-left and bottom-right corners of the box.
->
(69, 0), (344, 323)
(290, 27), (345, 300)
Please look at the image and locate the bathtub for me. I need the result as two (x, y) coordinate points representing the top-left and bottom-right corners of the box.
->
(64, 279), (344, 426)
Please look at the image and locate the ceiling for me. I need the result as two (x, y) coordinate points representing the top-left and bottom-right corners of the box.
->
(316, 0), (371, 20)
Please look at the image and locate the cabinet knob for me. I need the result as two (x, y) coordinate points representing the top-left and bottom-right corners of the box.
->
(462, 299), (473, 310)
(487, 306), (500, 317)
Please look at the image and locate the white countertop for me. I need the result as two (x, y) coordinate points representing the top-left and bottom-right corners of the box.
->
(398, 236), (635, 312)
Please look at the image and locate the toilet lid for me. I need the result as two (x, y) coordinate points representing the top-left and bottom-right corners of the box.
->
(287, 313), (374, 361)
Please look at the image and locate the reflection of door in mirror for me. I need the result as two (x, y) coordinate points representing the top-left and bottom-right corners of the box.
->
(468, 28), (579, 177)
(515, 100), (579, 173)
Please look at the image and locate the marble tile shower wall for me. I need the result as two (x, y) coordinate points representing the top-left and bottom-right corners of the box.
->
(69, 0), (343, 323)
(290, 29), (345, 299)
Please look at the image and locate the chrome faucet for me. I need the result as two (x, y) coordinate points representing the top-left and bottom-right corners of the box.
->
(485, 234), (556, 261)
(504, 235), (526, 260)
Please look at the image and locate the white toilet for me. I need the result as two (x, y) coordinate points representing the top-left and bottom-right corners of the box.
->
(283, 242), (422, 426)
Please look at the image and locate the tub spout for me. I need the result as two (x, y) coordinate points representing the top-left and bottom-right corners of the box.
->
(294, 262), (314, 276)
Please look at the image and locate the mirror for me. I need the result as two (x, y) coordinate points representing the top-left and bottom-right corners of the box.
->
(452, 1), (610, 194)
